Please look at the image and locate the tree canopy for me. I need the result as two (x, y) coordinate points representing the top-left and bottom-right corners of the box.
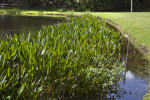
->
(0, 0), (150, 11)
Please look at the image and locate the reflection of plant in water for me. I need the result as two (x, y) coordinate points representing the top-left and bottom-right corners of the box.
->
(71, 84), (127, 100)
(122, 38), (150, 77)
(107, 87), (127, 100)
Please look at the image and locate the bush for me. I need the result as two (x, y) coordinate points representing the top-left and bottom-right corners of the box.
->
(0, 14), (124, 99)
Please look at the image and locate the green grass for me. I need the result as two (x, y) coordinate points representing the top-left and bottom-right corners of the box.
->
(0, 8), (74, 17)
(88, 12), (150, 100)
(0, 9), (149, 58)
(91, 12), (150, 56)
(143, 90), (150, 100)
(71, 12), (150, 59)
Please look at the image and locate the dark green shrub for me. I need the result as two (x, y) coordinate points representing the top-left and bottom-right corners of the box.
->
(0, 14), (124, 99)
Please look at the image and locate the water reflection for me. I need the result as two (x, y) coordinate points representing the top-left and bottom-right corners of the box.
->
(125, 71), (134, 80)
(0, 14), (64, 36)
(71, 88), (126, 100)
(71, 39), (150, 100)
(118, 38), (150, 100)
(118, 70), (150, 100)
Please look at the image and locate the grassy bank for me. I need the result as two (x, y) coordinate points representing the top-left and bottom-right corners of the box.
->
(0, 8), (74, 17)
(144, 90), (150, 100)
(91, 12), (150, 59)
(73, 12), (150, 59)
(0, 9), (149, 58)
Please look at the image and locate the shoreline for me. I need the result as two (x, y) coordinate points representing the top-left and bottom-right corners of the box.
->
(0, 8), (150, 99)
(0, 9), (149, 59)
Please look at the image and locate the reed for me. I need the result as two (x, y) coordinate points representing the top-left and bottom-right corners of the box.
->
(0, 14), (124, 99)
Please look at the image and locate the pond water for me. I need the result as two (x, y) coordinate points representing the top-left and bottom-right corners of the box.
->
(71, 41), (150, 100)
(0, 14), (150, 100)
(0, 14), (64, 36)
(117, 39), (150, 100)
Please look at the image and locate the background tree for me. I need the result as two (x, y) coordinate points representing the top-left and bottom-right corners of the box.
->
(0, 0), (149, 11)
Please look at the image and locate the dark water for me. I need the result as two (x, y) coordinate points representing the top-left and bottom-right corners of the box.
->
(117, 39), (150, 100)
(71, 41), (150, 100)
(0, 14), (64, 36)
(106, 23), (150, 100)
(71, 32), (150, 100)
(118, 70), (150, 100)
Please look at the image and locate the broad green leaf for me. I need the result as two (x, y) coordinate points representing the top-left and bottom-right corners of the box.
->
(0, 76), (6, 86)
(1, 53), (5, 66)
(68, 70), (72, 80)
(38, 86), (43, 92)
(41, 47), (46, 55)
(17, 82), (26, 95)
(7, 67), (10, 77)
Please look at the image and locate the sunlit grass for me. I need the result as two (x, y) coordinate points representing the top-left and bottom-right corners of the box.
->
(90, 12), (150, 58)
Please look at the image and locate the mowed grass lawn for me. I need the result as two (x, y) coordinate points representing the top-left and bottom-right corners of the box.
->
(87, 12), (150, 58)
(69, 12), (150, 58)
(92, 13), (150, 48)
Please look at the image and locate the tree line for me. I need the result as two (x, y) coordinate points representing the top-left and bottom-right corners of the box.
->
(0, 0), (150, 11)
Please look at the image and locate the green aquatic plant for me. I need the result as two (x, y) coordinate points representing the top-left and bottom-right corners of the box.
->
(0, 14), (124, 99)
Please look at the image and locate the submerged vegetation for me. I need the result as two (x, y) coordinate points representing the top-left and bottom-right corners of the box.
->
(0, 15), (124, 99)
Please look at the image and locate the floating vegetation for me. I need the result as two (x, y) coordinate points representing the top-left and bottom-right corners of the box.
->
(0, 14), (124, 99)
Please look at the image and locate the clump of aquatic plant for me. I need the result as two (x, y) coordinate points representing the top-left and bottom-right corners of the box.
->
(0, 14), (124, 99)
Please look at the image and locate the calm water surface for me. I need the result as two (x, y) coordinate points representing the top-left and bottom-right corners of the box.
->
(0, 14), (64, 36)
(0, 14), (150, 100)
(118, 70), (150, 100)
(117, 39), (150, 100)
